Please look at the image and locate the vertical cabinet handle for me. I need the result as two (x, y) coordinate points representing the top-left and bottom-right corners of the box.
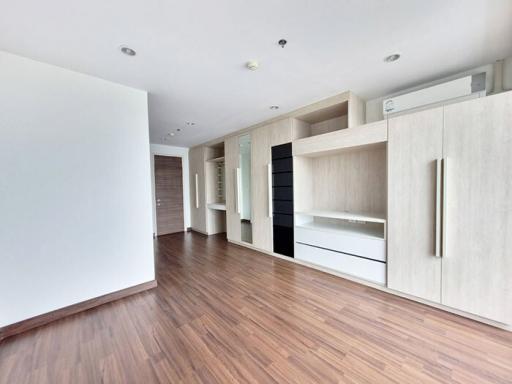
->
(235, 167), (241, 214)
(195, 173), (199, 208)
(434, 159), (442, 257)
(267, 163), (273, 218)
(441, 157), (449, 258)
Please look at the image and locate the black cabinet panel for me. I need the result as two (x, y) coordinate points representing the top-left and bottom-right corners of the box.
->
(272, 157), (293, 173)
(273, 186), (293, 201)
(273, 213), (293, 228)
(271, 142), (294, 258)
(273, 200), (293, 215)
(273, 226), (294, 257)
(272, 172), (293, 187)
(272, 143), (292, 160)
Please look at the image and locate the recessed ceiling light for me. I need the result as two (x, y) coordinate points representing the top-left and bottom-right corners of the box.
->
(384, 53), (400, 63)
(120, 45), (136, 56)
(177, 128), (182, 132)
(170, 132), (175, 136)
(270, 105), (279, 110)
(185, 122), (195, 126)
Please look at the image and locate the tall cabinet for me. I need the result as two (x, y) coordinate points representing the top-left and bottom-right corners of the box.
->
(251, 119), (294, 252)
(441, 92), (512, 324)
(388, 92), (512, 324)
(387, 108), (443, 303)
(189, 146), (207, 233)
(225, 135), (241, 242)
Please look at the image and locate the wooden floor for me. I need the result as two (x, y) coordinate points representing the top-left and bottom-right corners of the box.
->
(1, 232), (512, 384)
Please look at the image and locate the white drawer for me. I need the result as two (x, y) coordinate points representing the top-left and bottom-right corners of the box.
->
(295, 243), (386, 285)
(295, 226), (386, 262)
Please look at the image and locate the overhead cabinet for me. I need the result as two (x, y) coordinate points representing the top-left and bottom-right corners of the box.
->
(387, 91), (512, 324)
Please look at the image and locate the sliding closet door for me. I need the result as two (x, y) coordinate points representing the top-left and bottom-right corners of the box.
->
(442, 92), (512, 324)
(387, 108), (443, 303)
(225, 135), (241, 242)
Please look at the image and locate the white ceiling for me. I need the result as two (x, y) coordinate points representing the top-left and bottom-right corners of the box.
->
(1, 0), (511, 147)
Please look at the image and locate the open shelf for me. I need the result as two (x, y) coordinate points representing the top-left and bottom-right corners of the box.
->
(207, 156), (225, 163)
(207, 202), (226, 211)
(295, 209), (386, 240)
(295, 209), (386, 224)
(296, 220), (384, 240)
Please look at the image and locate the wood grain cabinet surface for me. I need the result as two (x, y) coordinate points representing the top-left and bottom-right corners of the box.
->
(387, 107), (443, 303)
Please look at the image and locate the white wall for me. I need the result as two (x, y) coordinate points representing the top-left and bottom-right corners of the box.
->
(366, 57), (512, 123)
(0, 51), (154, 327)
(150, 144), (190, 231)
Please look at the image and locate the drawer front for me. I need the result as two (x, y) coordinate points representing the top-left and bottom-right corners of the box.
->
(295, 243), (386, 285)
(295, 227), (386, 262)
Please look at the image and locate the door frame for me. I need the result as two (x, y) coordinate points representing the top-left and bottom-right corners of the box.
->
(150, 149), (189, 237)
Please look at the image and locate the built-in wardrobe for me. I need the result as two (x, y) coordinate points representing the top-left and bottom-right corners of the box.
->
(388, 93), (512, 324)
(189, 90), (512, 329)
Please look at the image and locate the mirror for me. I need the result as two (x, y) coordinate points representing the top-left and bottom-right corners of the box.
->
(239, 134), (252, 243)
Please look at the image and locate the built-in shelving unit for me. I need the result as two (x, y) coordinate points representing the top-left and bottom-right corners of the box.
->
(205, 142), (226, 234)
(293, 130), (388, 285)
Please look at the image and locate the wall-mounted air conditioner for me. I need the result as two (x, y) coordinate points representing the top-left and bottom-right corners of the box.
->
(383, 73), (486, 116)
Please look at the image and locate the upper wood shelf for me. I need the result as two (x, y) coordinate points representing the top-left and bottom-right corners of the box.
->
(292, 120), (387, 157)
(206, 156), (225, 163)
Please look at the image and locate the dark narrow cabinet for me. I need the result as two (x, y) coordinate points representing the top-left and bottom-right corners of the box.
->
(272, 143), (294, 257)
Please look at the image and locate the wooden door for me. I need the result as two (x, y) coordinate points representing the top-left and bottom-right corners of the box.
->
(189, 147), (207, 233)
(387, 108), (443, 303)
(155, 155), (184, 236)
(442, 92), (512, 323)
(225, 136), (241, 242)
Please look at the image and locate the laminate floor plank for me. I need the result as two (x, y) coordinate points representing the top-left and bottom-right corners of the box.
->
(1, 232), (512, 384)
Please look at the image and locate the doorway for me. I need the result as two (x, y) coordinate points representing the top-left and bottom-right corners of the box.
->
(154, 155), (184, 236)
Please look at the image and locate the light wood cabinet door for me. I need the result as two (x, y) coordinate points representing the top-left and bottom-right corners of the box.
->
(251, 125), (272, 251)
(387, 108), (443, 303)
(189, 146), (207, 233)
(442, 92), (512, 324)
(225, 135), (241, 242)
(251, 119), (293, 252)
